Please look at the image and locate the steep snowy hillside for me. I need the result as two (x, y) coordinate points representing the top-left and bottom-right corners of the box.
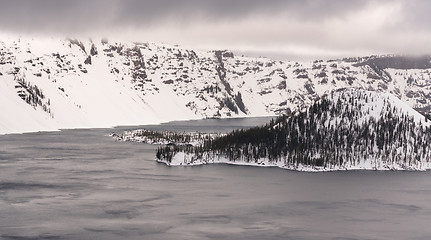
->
(0, 35), (430, 134)
(157, 89), (431, 171)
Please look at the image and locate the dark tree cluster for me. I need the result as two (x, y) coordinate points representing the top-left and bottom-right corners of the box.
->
(15, 77), (51, 115)
(114, 129), (218, 146)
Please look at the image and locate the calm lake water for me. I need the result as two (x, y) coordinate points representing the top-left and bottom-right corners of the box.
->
(1, 117), (431, 240)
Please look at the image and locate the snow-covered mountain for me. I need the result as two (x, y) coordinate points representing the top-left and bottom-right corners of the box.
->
(157, 88), (431, 171)
(1, 35), (430, 134)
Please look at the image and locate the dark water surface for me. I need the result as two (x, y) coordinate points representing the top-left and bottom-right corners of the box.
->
(1, 117), (431, 240)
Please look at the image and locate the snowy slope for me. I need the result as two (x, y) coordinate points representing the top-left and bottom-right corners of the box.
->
(0, 35), (431, 134)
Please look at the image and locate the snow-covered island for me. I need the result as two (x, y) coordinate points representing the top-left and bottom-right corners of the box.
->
(155, 89), (431, 171)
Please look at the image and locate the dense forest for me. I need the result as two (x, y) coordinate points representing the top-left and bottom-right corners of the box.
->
(157, 89), (431, 170)
(112, 129), (221, 145)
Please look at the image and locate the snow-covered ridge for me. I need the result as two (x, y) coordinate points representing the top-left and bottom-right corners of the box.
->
(322, 88), (430, 126)
(0, 35), (430, 134)
(157, 89), (431, 171)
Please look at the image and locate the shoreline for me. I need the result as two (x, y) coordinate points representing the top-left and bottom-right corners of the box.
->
(156, 154), (431, 172)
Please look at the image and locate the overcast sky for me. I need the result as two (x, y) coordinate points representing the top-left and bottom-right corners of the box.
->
(0, 0), (430, 60)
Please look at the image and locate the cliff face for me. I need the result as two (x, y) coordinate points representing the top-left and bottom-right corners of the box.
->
(0, 35), (430, 134)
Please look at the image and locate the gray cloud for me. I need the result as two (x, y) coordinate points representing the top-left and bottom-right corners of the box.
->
(0, 0), (430, 59)
(401, 0), (431, 30)
(0, 0), (370, 32)
(114, 0), (366, 23)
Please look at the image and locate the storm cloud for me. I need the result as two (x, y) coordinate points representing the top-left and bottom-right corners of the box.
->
(0, 0), (430, 60)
